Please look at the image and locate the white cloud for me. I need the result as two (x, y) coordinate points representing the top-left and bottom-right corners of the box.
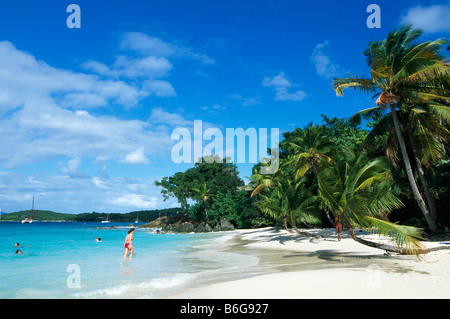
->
(0, 99), (173, 168)
(112, 55), (173, 79)
(92, 177), (109, 189)
(401, 4), (450, 33)
(121, 32), (215, 64)
(123, 147), (150, 165)
(59, 158), (89, 178)
(82, 32), (216, 99)
(120, 32), (177, 57)
(0, 36), (214, 213)
(144, 80), (176, 97)
(109, 194), (158, 209)
(311, 40), (342, 79)
(0, 41), (146, 111)
(80, 60), (111, 76)
(62, 93), (108, 108)
(0, 169), (169, 213)
(230, 94), (261, 107)
(200, 104), (227, 113)
(81, 57), (175, 100)
(80, 32), (215, 101)
(262, 73), (292, 88)
(274, 88), (306, 102)
(0, 41), (205, 168)
(262, 72), (306, 102)
(149, 107), (193, 127)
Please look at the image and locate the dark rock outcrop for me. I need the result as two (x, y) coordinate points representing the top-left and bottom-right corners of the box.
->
(139, 215), (235, 233)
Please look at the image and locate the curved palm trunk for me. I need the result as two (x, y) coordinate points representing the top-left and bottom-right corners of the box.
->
(346, 226), (449, 255)
(345, 226), (417, 254)
(311, 162), (336, 226)
(282, 218), (294, 233)
(406, 122), (438, 227)
(390, 105), (439, 233)
(291, 213), (322, 239)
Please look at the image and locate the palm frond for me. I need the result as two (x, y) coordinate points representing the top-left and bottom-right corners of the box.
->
(364, 216), (424, 255)
(410, 108), (448, 166)
(351, 105), (385, 124)
(402, 61), (450, 85)
(415, 92), (450, 105)
(332, 76), (377, 97)
(428, 103), (450, 123)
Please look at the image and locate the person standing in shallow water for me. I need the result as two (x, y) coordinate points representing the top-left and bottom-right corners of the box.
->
(123, 228), (135, 261)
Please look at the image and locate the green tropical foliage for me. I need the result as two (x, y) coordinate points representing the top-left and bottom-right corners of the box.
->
(318, 148), (424, 254)
(283, 123), (332, 180)
(255, 175), (321, 234)
(155, 155), (244, 212)
(333, 25), (450, 233)
(151, 25), (449, 255)
(157, 155), (272, 229)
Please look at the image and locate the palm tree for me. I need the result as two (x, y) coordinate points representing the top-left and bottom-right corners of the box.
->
(357, 105), (450, 229)
(333, 25), (450, 233)
(318, 148), (424, 255)
(284, 123), (332, 180)
(403, 104), (450, 225)
(192, 183), (214, 218)
(255, 175), (322, 236)
(245, 164), (276, 198)
(282, 124), (335, 224)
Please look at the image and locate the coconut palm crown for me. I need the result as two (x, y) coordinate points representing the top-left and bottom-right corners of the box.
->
(332, 25), (450, 233)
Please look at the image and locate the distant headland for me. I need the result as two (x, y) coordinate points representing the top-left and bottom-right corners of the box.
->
(0, 208), (180, 223)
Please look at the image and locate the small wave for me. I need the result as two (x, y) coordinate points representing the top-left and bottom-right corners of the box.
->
(192, 232), (238, 250)
(137, 272), (196, 289)
(73, 272), (197, 299)
(212, 232), (238, 244)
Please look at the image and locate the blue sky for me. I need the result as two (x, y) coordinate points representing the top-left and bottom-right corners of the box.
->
(0, 0), (449, 213)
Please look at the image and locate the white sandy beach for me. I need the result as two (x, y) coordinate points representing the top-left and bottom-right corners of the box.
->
(172, 227), (450, 299)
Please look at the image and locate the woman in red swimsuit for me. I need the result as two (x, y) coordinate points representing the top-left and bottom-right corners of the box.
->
(123, 228), (135, 261)
(335, 216), (342, 242)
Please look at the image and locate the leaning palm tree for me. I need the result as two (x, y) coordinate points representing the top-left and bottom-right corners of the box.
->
(318, 147), (424, 255)
(333, 25), (450, 233)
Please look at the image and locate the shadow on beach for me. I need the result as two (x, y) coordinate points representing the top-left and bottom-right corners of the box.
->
(224, 228), (427, 276)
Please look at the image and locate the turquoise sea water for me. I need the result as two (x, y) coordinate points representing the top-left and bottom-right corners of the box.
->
(0, 222), (258, 299)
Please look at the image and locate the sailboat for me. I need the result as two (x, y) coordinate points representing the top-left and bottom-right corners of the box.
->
(22, 197), (36, 224)
(135, 212), (139, 224)
(101, 214), (110, 223)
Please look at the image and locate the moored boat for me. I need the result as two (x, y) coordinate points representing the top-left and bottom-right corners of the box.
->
(22, 197), (36, 223)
